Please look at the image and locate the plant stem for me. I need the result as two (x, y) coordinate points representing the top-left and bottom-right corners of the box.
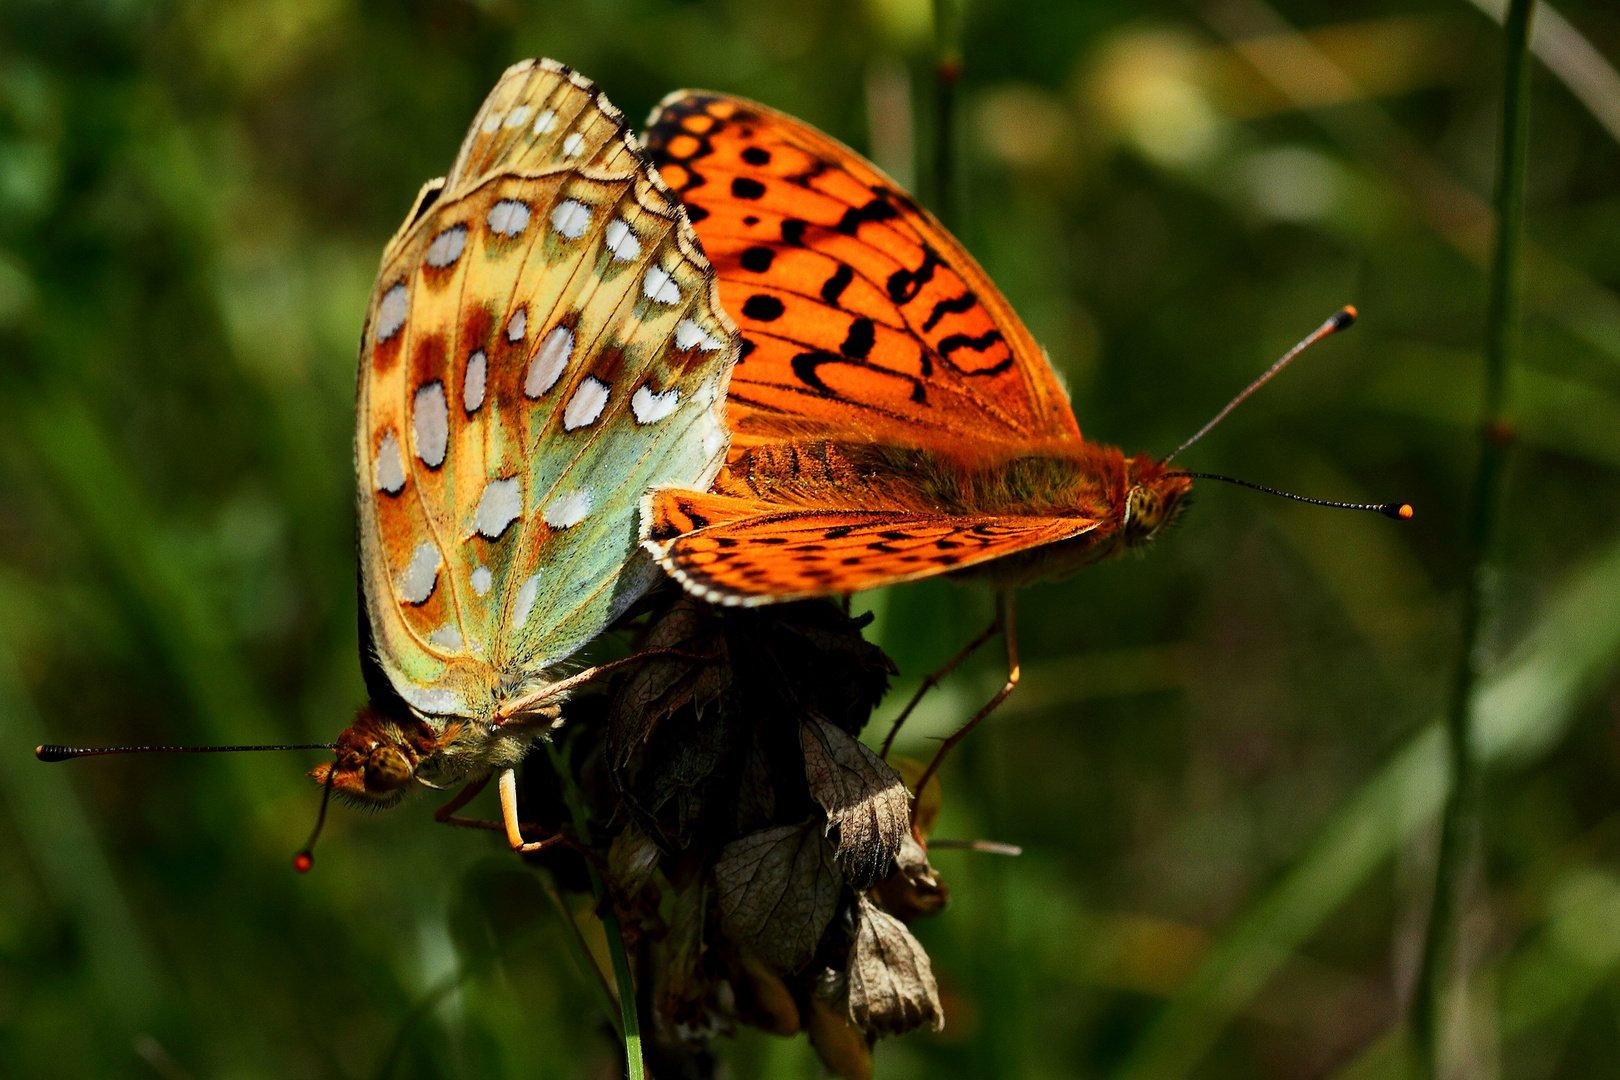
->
(1411, 0), (1535, 1073)
(544, 739), (645, 1080)
(931, 0), (962, 232)
(535, 869), (624, 1040)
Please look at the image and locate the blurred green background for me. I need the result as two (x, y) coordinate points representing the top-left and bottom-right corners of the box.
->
(3, 0), (1619, 1076)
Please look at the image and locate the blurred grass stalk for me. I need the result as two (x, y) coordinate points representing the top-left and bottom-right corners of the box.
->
(930, 0), (961, 232)
(1412, 0), (1535, 1074)
(545, 739), (643, 1080)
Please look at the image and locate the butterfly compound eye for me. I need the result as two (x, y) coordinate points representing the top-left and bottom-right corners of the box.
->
(364, 745), (413, 792)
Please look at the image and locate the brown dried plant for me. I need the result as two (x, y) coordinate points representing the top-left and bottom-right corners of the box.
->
(515, 585), (951, 1079)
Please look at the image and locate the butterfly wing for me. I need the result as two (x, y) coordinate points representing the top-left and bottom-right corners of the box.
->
(358, 60), (737, 719)
(643, 90), (1081, 452)
(643, 489), (1099, 605)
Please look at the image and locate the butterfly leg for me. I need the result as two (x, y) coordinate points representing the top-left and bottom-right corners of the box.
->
(910, 590), (1020, 825)
(433, 773), (495, 829)
(879, 616), (1001, 759)
(497, 767), (566, 854)
(433, 772), (547, 840)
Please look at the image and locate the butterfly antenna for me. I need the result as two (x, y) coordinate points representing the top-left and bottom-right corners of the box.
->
(36, 742), (337, 761)
(293, 764), (339, 874)
(1169, 471), (1413, 520)
(1164, 306), (1357, 463)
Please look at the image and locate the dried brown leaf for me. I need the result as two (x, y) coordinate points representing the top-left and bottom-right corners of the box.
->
(847, 894), (943, 1036)
(809, 993), (873, 1080)
(731, 950), (801, 1036)
(800, 715), (910, 887)
(887, 755), (944, 838)
(607, 819), (662, 899)
(874, 831), (950, 921)
(606, 597), (729, 768)
(714, 821), (843, 974)
(654, 863), (716, 1035)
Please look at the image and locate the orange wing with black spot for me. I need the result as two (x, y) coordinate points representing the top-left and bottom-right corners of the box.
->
(642, 489), (1099, 605)
(643, 91), (1081, 453)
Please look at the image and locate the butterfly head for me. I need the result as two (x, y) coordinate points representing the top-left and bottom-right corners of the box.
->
(311, 704), (441, 808)
(1121, 458), (1193, 547)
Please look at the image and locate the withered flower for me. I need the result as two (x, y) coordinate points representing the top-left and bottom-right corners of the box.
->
(514, 586), (955, 1078)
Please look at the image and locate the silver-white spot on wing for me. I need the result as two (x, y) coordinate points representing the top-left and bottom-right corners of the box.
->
(428, 623), (463, 650)
(643, 266), (680, 305)
(543, 489), (593, 528)
(525, 327), (573, 398)
(400, 542), (441, 604)
(563, 377), (609, 431)
(463, 350), (487, 412)
(473, 477), (523, 539)
(503, 105), (532, 128)
(551, 199), (590, 240)
(470, 565), (493, 597)
(604, 219), (641, 262)
(674, 317), (725, 351)
(631, 386), (679, 425)
(487, 199), (531, 237)
(702, 415), (725, 460)
(413, 382), (449, 467)
(480, 111), (504, 134)
(424, 225), (467, 268)
(398, 684), (461, 716)
(376, 283), (408, 342)
(562, 132), (585, 157)
(533, 109), (557, 134)
(507, 307), (527, 342)
(513, 574), (541, 630)
(375, 430), (406, 494)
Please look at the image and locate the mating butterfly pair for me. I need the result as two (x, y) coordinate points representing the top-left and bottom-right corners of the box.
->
(322, 58), (1282, 845)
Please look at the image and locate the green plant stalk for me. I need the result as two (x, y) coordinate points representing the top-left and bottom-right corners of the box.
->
(1411, 0), (1536, 1071)
(931, 0), (962, 232)
(535, 870), (624, 1041)
(544, 740), (645, 1080)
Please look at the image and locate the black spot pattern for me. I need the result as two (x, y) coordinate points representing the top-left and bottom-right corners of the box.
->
(938, 329), (1004, 355)
(780, 218), (807, 245)
(742, 295), (785, 322)
(740, 246), (775, 272)
(839, 317), (875, 360)
(731, 177), (766, 200)
(820, 264), (853, 305)
(835, 198), (898, 235)
(921, 292), (977, 332)
(742, 147), (771, 165)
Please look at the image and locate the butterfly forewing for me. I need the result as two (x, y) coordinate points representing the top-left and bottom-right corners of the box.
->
(358, 60), (736, 718)
(643, 91), (1081, 451)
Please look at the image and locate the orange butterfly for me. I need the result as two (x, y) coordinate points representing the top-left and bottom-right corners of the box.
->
(637, 93), (1392, 793)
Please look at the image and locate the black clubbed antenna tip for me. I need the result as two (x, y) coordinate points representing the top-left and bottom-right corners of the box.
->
(1383, 502), (1415, 520)
(1330, 304), (1358, 331)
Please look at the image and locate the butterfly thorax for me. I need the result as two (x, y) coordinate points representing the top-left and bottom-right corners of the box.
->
(718, 437), (1135, 520)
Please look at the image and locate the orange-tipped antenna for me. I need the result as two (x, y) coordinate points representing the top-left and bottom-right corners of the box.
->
(1172, 471), (1412, 519)
(1165, 305), (1357, 463)
(294, 766), (338, 874)
(37, 742), (336, 761)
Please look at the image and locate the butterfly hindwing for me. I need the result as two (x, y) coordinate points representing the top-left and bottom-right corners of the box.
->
(358, 60), (737, 718)
(642, 489), (1099, 604)
(643, 91), (1081, 450)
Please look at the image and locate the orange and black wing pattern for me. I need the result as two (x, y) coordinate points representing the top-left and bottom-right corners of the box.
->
(643, 91), (1082, 453)
(643, 489), (1099, 605)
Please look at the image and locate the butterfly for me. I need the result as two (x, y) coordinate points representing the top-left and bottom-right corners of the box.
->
(635, 91), (1193, 789)
(315, 59), (739, 852)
